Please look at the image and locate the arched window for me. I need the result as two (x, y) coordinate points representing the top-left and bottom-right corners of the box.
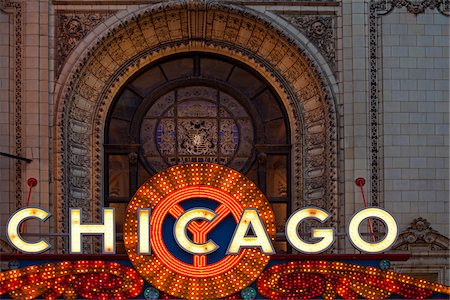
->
(105, 53), (291, 252)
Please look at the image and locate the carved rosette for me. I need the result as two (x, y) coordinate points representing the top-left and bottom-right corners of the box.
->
(55, 11), (115, 76)
(55, 0), (338, 252)
(277, 15), (336, 72)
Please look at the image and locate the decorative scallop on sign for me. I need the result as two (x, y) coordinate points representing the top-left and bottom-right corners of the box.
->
(123, 163), (276, 300)
(257, 261), (450, 299)
(0, 261), (143, 299)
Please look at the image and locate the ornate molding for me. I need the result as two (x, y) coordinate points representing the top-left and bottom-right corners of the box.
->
(372, 0), (449, 16)
(393, 218), (450, 251)
(368, 0), (449, 213)
(1, 0), (23, 210)
(369, 1), (382, 210)
(276, 14), (336, 72)
(55, 11), (115, 77)
(55, 0), (338, 252)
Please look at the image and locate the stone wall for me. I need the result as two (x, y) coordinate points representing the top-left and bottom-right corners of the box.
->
(381, 7), (449, 238)
(0, 0), (52, 244)
(340, 0), (371, 251)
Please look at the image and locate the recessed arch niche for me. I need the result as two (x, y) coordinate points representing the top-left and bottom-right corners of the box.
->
(54, 0), (338, 252)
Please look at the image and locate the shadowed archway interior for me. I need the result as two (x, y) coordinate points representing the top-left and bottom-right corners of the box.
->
(104, 52), (291, 253)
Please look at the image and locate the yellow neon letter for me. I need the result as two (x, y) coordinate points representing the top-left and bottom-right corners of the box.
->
(227, 208), (274, 254)
(286, 207), (334, 254)
(70, 208), (115, 254)
(7, 207), (51, 253)
(138, 208), (151, 254)
(348, 207), (398, 253)
(174, 208), (218, 254)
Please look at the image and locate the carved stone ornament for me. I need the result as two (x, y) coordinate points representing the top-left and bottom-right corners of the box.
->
(372, 0), (449, 16)
(368, 0), (449, 214)
(277, 15), (336, 72)
(55, 11), (115, 76)
(0, 238), (15, 253)
(55, 0), (338, 252)
(1, 0), (23, 209)
(393, 218), (450, 251)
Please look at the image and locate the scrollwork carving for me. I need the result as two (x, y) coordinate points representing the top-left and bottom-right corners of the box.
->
(277, 15), (336, 72)
(373, 0), (449, 16)
(393, 218), (450, 251)
(56, 11), (115, 76)
(69, 154), (89, 168)
(70, 176), (90, 189)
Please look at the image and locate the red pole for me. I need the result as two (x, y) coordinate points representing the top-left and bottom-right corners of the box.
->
(20, 178), (38, 234)
(354, 177), (376, 242)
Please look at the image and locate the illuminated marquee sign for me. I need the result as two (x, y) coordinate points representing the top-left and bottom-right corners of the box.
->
(5, 163), (400, 299)
(123, 163), (276, 299)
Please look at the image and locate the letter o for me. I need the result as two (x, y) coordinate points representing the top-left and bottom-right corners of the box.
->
(348, 208), (398, 253)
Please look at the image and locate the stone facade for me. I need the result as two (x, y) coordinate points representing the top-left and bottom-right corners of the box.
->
(0, 0), (448, 285)
(381, 6), (449, 237)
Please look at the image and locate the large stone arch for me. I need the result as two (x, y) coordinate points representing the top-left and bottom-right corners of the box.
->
(54, 0), (338, 251)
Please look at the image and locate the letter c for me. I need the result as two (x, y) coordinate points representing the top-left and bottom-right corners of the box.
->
(7, 207), (51, 253)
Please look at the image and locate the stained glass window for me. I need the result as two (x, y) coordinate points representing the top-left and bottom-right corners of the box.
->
(141, 87), (253, 173)
(105, 53), (291, 252)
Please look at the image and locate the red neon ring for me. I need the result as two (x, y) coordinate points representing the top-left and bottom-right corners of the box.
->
(123, 163), (276, 300)
(151, 185), (246, 278)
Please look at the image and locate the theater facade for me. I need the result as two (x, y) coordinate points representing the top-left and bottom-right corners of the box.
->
(0, 0), (449, 299)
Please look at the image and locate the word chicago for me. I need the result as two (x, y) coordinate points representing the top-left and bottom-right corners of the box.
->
(6, 206), (397, 255)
